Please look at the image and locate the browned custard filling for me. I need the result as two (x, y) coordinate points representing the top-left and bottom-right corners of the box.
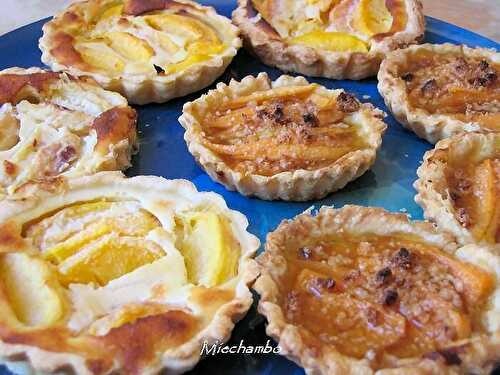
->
(401, 50), (500, 131)
(280, 234), (493, 364)
(200, 85), (368, 176)
(446, 157), (500, 244)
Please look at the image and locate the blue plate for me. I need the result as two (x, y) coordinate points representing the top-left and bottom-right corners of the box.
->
(0, 2), (498, 374)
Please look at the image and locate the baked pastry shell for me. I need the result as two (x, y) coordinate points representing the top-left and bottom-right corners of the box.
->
(254, 205), (500, 374)
(232, 0), (425, 80)
(0, 172), (260, 375)
(39, 0), (242, 105)
(179, 73), (387, 201)
(414, 131), (500, 247)
(378, 43), (500, 144)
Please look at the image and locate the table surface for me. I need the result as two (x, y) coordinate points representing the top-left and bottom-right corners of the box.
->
(1, 0), (500, 42)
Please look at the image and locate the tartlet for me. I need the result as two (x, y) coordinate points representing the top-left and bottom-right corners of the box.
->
(0, 67), (137, 199)
(179, 73), (387, 201)
(232, 0), (424, 80)
(254, 205), (500, 374)
(39, 0), (241, 104)
(415, 132), (500, 246)
(378, 43), (500, 144)
(0, 172), (259, 375)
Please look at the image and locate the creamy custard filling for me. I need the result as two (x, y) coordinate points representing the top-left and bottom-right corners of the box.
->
(279, 234), (494, 363)
(65, 1), (227, 76)
(201, 85), (369, 176)
(251, 0), (407, 51)
(400, 51), (500, 130)
(446, 157), (500, 244)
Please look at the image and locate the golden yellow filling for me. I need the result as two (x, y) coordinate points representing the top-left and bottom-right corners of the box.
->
(402, 50), (500, 131)
(200, 84), (369, 176)
(252, 0), (407, 52)
(280, 234), (493, 363)
(71, 2), (226, 75)
(446, 157), (500, 244)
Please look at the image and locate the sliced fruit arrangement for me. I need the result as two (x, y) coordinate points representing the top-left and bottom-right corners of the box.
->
(233, 0), (424, 79)
(378, 43), (500, 144)
(40, 0), (241, 104)
(0, 67), (137, 199)
(254, 205), (500, 374)
(415, 132), (500, 246)
(180, 73), (387, 201)
(0, 172), (259, 374)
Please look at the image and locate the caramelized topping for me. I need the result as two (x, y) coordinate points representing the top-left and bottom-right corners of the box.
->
(402, 51), (500, 131)
(446, 157), (500, 244)
(200, 85), (368, 176)
(279, 234), (494, 363)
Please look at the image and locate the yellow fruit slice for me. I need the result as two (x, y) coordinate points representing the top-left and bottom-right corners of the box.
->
(43, 203), (160, 264)
(288, 31), (369, 52)
(163, 54), (211, 74)
(77, 42), (125, 73)
(187, 41), (225, 55)
(59, 235), (165, 286)
(144, 14), (220, 44)
(99, 4), (123, 21)
(176, 211), (240, 287)
(353, 0), (394, 37)
(0, 253), (65, 326)
(157, 33), (180, 54)
(470, 159), (499, 242)
(105, 32), (154, 62)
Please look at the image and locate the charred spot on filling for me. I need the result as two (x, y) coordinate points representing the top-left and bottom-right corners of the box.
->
(382, 289), (398, 306)
(392, 247), (413, 269)
(401, 73), (414, 82)
(424, 348), (462, 366)
(154, 65), (165, 74)
(421, 79), (438, 97)
(336, 92), (360, 113)
(302, 112), (318, 127)
(375, 267), (393, 286)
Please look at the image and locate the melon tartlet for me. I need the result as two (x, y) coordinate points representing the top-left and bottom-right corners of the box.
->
(0, 67), (137, 200)
(0, 172), (259, 375)
(179, 73), (387, 201)
(254, 205), (500, 374)
(39, 0), (241, 104)
(232, 0), (424, 80)
(415, 132), (500, 247)
(378, 43), (500, 144)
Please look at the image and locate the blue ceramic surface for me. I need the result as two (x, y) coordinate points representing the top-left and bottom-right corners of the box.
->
(0, 2), (498, 374)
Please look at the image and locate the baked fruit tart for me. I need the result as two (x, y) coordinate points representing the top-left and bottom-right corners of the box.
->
(415, 132), (500, 246)
(254, 205), (500, 374)
(179, 73), (387, 201)
(378, 43), (500, 144)
(0, 67), (137, 199)
(232, 0), (424, 80)
(39, 0), (241, 104)
(0, 172), (259, 374)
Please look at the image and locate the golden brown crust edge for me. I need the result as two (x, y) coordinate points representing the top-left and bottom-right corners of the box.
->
(232, 0), (425, 80)
(39, 0), (242, 105)
(414, 132), (500, 247)
(179, 73), (387, 201)
(254, 205), (500, 375)
(0, 172), (260, 375)
(377, 43), (500, 144)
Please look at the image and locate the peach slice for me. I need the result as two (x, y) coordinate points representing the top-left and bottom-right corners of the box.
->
(353, 0), (394, 37)
(288, 30), (369, 52)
